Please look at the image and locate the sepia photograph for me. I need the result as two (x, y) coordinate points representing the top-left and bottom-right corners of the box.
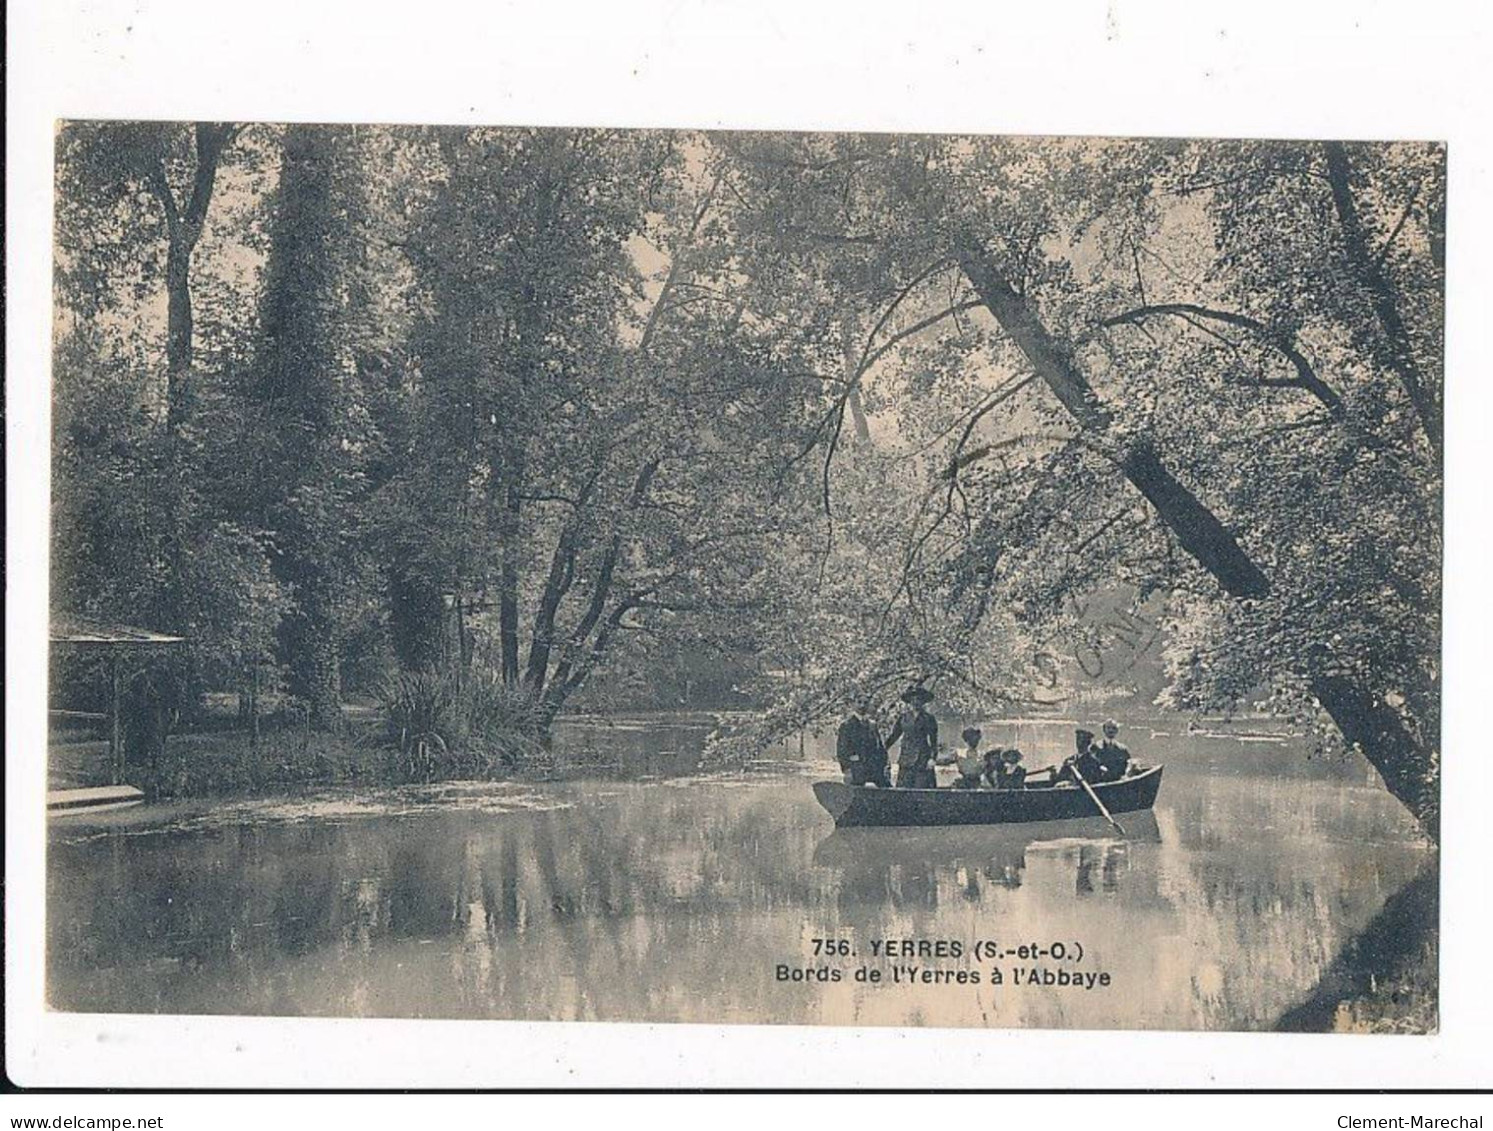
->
(39, 123), (1443, 1036)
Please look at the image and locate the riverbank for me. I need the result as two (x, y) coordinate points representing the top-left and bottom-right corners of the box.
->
(46, 778), (594, 840)
(1275, 863), (1439, 1034)
(1330, 931), (1439, 1034)
(48, 707), (753, 801)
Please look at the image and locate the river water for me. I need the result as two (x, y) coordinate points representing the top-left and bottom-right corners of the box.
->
(46, 716), (1434, 1030)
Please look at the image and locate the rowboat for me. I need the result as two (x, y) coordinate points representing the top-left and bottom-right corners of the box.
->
(812, 764), (1163, 828)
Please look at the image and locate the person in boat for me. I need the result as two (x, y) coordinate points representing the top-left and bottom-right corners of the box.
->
(952, 727), (985, 789)
(980, 749), (1003, 788)
(836, 702), (891, 787)
(1056, 728), (1105, 785)
(884, 685), (938, 789)
(993, 747), (1027, 790)
(1089, 719), (1132, 782)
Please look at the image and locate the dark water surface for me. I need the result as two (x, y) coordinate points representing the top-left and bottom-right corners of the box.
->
(47, 718), (1434, 1030)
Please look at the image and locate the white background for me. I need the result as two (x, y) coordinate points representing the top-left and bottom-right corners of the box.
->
(7, 0), (1493, 1095)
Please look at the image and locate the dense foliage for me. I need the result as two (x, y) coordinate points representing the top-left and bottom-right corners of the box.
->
(51, 126), (1441, 835)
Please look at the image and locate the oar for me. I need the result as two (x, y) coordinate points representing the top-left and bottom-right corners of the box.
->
(1069, 762), (1127, 837)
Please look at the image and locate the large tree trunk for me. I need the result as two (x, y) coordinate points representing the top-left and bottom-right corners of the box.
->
(524, 525), (579, 691)
(144, 123), (235, 644)
(543, 536), (621, 705)
(539, 458), (658, 716)
(954, 244), (1270, 598)
(1310, 674), (1439, 841)
(523, 473), (599, 691)
(162, 244), (195, 441)
(254, 124), (351, 727)
(1118, 443), (1271, 598)
(155, 123), (234, 445)
(950, 233), (1438, 840)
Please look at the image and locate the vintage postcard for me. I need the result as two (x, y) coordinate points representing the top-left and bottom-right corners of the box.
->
(41, 122), (1441, 1036)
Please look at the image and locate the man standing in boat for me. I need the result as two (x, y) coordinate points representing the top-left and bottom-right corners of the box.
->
(883, 685), (938, 789)
(836, 700), (891, 787)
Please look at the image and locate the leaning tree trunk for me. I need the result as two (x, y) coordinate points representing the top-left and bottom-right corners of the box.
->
(524, 522), (581, 692)
(954, 244), (1271, 599)
(1309, 674), (1439, 841)
(949, 232), (1439, 841)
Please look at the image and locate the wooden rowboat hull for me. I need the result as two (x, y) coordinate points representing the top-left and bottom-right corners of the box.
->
(812, 765), (1163, 828)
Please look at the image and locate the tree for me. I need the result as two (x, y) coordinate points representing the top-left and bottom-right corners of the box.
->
(718, 133), (1442, 839)
(246, 124), (374, 728)
(1112, 139), (1443, 833)
(52, 122), (287, 730)
(382, 128), (813, 724)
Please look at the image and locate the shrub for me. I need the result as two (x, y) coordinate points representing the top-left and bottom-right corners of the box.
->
(378, 670), (461, 781)
(377, 667), (548, 781)
(461, 669), (548, 771)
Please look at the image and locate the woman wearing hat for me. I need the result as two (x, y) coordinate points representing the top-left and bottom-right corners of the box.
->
(952, 727), (986, 789)
(992, 748), (1027, 790)
(883, 685), (939, 789)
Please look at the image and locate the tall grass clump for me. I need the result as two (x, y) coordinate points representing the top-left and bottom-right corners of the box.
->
(378, 667), (548, 782)
(379, 670), (461, 781)
(461, 669), (548, 770)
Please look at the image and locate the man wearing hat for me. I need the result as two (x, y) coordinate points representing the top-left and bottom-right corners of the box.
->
(1090, 719), (1131, 782)
(1057, 727), (1105, 785)
(883, 685), (939, 789)
(836, 700), (891, 787)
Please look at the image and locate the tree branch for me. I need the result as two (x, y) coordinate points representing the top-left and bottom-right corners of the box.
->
(1101, 302), (1343, 415)
(779, 226), (881, 246)
(858, 299), (985, 374)
(639, 174), (721, 354)
(854, 259), (954, 373)
(776, 289), (984, 509)
(1373, 181), (1421, 272)
(144, 161), (180, 236)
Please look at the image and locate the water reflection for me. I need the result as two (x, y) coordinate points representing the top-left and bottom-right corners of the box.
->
(814, 814), (1163, 906)
(47, 722), (1434, 1030)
